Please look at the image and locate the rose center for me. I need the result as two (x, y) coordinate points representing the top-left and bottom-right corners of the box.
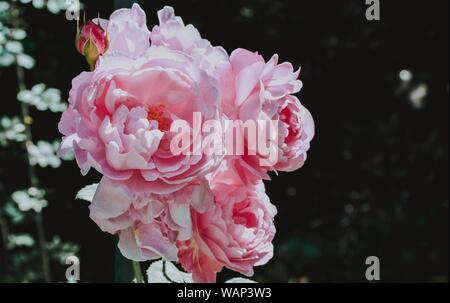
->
(147, 104), (171, 132)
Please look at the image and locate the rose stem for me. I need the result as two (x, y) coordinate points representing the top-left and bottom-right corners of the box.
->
(132, 261), (144, 283)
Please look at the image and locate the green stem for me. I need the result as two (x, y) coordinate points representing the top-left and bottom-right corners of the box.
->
(10, 0), (51, 283)
(132, 261), (144, 283)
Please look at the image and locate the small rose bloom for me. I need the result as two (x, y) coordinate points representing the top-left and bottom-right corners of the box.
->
(219, 48), (314, 175)
(275, 95), (315, 171)
(177, 160), (277, 282)
(76, 19), (108, 69)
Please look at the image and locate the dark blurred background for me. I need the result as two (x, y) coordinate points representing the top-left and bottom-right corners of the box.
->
(0, 0), (448, 282)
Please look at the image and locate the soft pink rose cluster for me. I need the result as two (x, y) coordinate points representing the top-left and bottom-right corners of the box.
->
(58, 4), (314, 282)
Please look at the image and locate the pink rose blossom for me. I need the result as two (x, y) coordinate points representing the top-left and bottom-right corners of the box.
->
(275, 95), (315, 171)
(89, 177), (213, 262)
(219, 48), (314, 175)
(177, 160), (277, 282)
(58, 6), (222, 195)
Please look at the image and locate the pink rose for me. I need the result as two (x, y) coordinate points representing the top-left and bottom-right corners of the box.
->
(275, 95), (315, 171)
(177, 160), (277, 282)
(58, 8), (222, 195)
(89, 177), (213, 262)
(219, 48), (314, 175)
(59, 4), (223, 194)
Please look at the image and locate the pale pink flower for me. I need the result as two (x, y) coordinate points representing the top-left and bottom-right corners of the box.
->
(275, 95), (315, 171)
(219, 48), (314, 175)
(59, 31), (222, 195)
(58, 6), (224, 196)
(177, 160), (277, 282)
(89, 177), (213, 261)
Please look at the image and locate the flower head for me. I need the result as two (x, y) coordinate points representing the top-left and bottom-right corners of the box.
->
(76, 19), (108, 70)
(177, 160), (277, 282)
(218, 48), (314, 178)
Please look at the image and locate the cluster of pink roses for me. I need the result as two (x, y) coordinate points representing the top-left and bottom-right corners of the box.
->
(58, 4), (314, 282)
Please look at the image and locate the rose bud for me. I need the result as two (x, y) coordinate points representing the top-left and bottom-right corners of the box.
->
(76, 19), (108, 70)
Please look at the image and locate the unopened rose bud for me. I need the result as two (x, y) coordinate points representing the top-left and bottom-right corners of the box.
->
(76, 20), (108, 70)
